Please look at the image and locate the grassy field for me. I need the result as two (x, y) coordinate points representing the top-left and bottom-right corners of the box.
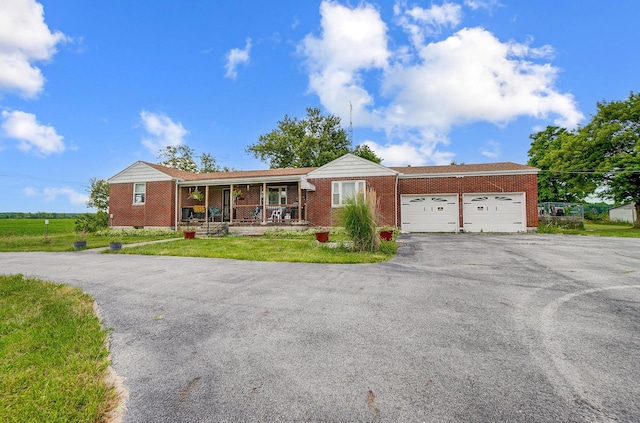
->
(0, 218), (76, 236)
(0, 274), (116, 423)
(0, 219), (181, 252)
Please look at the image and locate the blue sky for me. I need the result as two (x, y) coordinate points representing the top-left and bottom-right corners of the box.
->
(0, 0), (637, 213)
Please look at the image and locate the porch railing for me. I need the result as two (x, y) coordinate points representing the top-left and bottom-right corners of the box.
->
(232, 203), (306, 224)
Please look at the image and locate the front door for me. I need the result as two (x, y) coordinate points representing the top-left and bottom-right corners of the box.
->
(223, 189), (231, 222)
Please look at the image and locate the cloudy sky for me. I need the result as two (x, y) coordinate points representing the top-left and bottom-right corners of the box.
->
(0, 0), (637, 212)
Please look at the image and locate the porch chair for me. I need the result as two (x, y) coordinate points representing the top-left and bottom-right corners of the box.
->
(209, 207), (222, 222)
(252, 205), (263, 220)
(269, 208), (283, 220)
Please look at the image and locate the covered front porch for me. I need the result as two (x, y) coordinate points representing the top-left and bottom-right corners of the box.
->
(177, 177), (313, 230)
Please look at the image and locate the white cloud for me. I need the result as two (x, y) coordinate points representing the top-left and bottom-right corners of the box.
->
(299, 1), (389, 127)
(224, 38), (252, 80)
(1, 110), (65, 155)
(480, 140), (500, 158)
(464, 0), (501, 11)
(139, 110), (189, 153)
(24, 186), (88, 205)
(395, 1), (462, 46)
(0, 0), (68, 98)
(299, 1), (583, 165)
(382, 27), (583, 129)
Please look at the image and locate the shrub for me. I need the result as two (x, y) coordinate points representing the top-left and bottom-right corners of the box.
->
(337, 190), (380, 252)
(74, 212), (108, 233)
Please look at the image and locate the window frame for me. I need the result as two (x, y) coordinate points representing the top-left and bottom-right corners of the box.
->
(133, 183), (146, 205)
(331, 180), (365, 207)
(261, 186), (288, 205)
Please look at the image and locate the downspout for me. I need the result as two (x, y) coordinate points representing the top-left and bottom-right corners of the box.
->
(395, 173), (399, 228)
(174, 179), (179, 230)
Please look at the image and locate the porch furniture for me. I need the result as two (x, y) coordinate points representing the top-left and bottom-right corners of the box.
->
(252, 205), (262, 220)
(270, 208), (283, 220)
(192, 205), (206, 220)
(209, 207), (222, 222)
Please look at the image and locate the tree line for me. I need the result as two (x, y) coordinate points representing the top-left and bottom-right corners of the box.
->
(0, 212), (84, 219)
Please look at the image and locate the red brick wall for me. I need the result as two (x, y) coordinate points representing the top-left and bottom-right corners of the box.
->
(109, 181), (176, 228)
(306, 176), (397, 227)
(307, 173), (538, 229)
(398, 173), (539, 228)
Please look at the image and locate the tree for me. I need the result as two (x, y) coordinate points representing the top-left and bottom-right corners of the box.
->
(158, 145), (198, 172)
(571, 92), (640, 227)
(352, 144), (383, 164)
(86, 177), (109, 213)
(527, 126), (584, 202)
(527, 92), (640, 227)
(247, 107), (352, 168)
(158, 145), (230, 173)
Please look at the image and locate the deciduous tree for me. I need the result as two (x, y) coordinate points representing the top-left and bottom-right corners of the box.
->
(158, 145), (230, 173)
(86, 177), (109, 213)
(528, 92), (640, 227)
(247, 107), (351, 168)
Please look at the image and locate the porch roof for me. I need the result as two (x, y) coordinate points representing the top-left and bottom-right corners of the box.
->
(178, 166), (316, 186)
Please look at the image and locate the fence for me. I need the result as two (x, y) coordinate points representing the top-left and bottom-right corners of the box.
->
(538, 202), (585, 229)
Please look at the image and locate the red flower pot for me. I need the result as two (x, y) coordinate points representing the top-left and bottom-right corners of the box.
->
(379, 230), (393, 241)
(183, 231), (196, 239)
(315, 231), (329, 243)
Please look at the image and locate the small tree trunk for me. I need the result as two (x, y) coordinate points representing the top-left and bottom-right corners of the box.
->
(634, 201), (640, 229)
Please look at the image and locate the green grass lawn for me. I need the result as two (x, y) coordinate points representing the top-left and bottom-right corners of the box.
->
(0, 219), (396, 262)
(0, 274), (116, 423)
(116, 235), (398, 264)
(537, 221), (640, 237)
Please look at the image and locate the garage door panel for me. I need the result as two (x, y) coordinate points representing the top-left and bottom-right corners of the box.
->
(463, 193), (524, 232)
(401, 195), (458, 232)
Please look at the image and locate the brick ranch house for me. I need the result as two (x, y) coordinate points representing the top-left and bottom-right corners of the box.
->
(108, 153), (539, 233)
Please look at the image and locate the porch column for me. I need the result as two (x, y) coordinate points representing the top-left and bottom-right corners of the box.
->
(297, 181), (302, 223)
(205, 186), (210, 231)
(230, 184), (234, 224)
(262, 182), (267, 224)
(178, 184), (183, 224)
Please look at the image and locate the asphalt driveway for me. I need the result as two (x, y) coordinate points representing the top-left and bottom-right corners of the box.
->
(1, 234), (639, 422)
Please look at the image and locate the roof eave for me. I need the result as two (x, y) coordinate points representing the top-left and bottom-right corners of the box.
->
(178, 174), (305, 186)
(399, 168), (540, 178)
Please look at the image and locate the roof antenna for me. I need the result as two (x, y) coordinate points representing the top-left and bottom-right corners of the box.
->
(348, 101), (353, 144)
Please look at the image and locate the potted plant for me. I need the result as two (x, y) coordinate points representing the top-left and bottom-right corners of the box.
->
(183, 218), (196, 239)
(188, 188), (205, 202)
(109, 232), (123, 251)
(379, 227), (395, 241)
(232, 188), (243, 200)
(73, 231), (87, 249)
(315, 228), (330, 243)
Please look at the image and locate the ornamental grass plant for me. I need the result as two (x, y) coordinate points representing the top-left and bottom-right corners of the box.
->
(337, 189), (380, 252)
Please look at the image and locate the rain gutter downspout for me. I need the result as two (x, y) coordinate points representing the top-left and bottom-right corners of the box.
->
(395, 173), (399, 228)
(174, 179), (179, 230)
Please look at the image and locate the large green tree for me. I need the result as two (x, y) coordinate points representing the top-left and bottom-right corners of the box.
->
(528, 92), (640, 227)
(527, 126), (583, 202)
(572, 92), (640, 226)
(247, 107), (381, 168)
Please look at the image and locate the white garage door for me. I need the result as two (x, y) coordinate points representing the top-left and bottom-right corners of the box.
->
(463, 193), (525, 232)
(401, 194), (458, 232)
